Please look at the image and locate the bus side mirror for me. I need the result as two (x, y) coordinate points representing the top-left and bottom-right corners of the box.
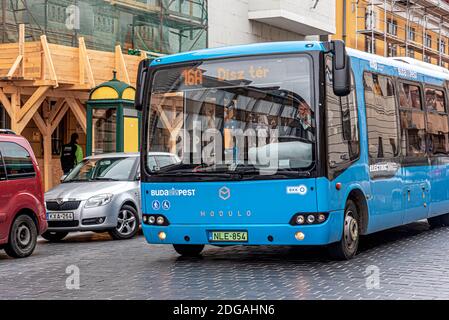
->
(331, 40), (351, 97)
(135, 59), (151, 111)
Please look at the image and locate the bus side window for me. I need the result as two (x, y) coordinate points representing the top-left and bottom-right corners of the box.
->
(425, 87), (449, 156)
(363, 73), (399, 160)
(398, 82), (426, 157)
(325, 56), (359, 174)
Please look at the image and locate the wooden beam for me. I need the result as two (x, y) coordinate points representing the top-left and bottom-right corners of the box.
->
(1, 86), (89, 99)
(10, 90), (21, 133)
(43, 133), (52, 191)
(6, 55), (23, 78)
(0, 80), (58, 87)
(17, 85), (50, 121)
(59, 84), (93, 91)
(48, 98), (65, 124)
(78, 37), (95, 88)
(32, 112), (48, 136)
(79, 40), (85, 85)
(115, 45), (131, 85)
(40, 35), (58, 87)
(0, 88), (12, 117)
(18, 24), (25, 77)
(16, 88), (49, 134)
(50, 103), (69, 133)
(65, 97), (86, 133)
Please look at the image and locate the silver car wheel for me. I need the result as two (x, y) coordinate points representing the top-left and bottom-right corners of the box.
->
(16, 224), (32, 248)
(116, 209), (137, 236)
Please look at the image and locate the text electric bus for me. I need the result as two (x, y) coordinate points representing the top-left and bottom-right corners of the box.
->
(135, 40), (449, 260)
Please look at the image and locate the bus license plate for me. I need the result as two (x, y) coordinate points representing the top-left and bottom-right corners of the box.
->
(210, 231), (248, 242)
(47, 212), (74, 221)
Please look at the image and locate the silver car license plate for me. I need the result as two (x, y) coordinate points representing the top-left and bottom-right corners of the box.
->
(47, 212), (74, 221)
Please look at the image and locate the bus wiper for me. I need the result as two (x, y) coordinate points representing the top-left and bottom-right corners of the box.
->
(154, 171), (236, 178)
(231, 165), (312, 178)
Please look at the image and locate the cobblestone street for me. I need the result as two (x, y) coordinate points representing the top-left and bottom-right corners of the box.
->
(1, 221), (449, 300)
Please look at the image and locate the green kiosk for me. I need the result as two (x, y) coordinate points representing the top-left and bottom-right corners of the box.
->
(86, 72), (139, 156)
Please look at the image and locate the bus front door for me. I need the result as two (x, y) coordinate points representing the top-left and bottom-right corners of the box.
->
(402, 164), (430, 224)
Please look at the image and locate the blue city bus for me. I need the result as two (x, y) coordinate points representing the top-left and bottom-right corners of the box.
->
(135, 40), (449, 260)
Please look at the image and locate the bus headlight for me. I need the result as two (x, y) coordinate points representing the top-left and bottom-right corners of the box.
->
(156, 216), (165, 225)
(290, 213), (328, 225)
(307, 215), (315, 224)
(318, 213), (327, 223)
(296, 215), (305, 225)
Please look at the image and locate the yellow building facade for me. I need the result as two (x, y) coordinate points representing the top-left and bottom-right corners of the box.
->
(333, 0), (449, 68)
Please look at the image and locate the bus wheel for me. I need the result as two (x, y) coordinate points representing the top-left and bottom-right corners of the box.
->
(328, 200), (360, 261)
(428, 216), (443, 228)
(173, 244), (204, 257)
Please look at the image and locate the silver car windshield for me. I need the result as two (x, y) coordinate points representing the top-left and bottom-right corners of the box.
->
(64, 157), (136, 182)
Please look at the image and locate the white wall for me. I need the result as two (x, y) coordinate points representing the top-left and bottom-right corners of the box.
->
(248, 0), (336, 35)
(208, 0), (308, 48)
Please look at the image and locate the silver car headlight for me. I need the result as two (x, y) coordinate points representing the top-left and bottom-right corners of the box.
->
(85, 194), (113, 208)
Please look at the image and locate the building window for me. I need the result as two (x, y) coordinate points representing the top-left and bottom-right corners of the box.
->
(439, 39), (446, 54)
(408, 27), (416, 41)
(387, 19), (398, 36)
(388, 43), (398, 57)
(365, 8), (377, 30)
(424, 54), (431, 63)
(364, 73), (399, 159)
(92, 108), (117, 155)
(365, 36), (376, 54)
(425, 34), (432, 48)
(48, 3), (66, 23)
(407, 48), (415, 59)
(94, 13), (115, 34)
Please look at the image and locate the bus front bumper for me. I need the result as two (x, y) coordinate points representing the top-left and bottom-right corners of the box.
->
(142, 210), (344, 246)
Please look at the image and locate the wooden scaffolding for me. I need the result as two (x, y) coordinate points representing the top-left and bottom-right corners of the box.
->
(0, 25), (146, 190)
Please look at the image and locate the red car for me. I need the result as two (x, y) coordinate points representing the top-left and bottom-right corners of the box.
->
(0, 129), (47, 258)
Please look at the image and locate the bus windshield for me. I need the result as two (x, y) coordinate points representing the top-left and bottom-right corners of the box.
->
(147, 54), (315, 178)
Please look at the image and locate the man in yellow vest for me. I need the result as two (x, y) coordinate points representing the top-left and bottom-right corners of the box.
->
(60, 133), (83, 174)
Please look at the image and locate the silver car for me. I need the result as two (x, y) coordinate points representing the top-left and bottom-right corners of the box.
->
(43, 152), (179, 242)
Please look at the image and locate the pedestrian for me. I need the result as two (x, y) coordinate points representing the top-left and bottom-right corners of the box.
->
(60, 133), (83, 174)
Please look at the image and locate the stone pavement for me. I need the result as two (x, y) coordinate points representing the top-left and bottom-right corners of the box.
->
(1, 222), (448, 300)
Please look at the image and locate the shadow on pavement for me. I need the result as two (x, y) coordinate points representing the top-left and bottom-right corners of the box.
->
(172, 221), (433, 264)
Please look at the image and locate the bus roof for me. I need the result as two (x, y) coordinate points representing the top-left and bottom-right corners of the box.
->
(150, 41), (325, 66)
(150, 40), (449, 82)
(347, 47), (449, 81)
